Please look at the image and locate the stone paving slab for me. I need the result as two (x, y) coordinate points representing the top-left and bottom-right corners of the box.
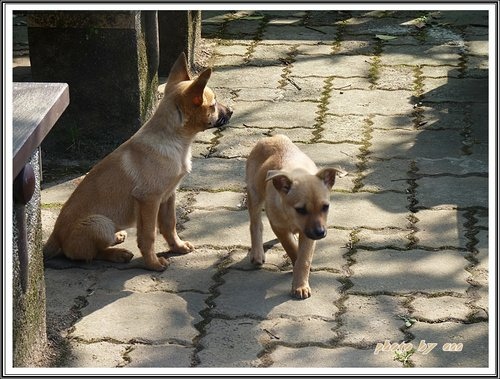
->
(230, 101), (319, 129)
(328, 89), (415, 116)
(377, 65), (415, 90)
(297, 142), (360, 170)
(213, 269), (342, 319)
(67, 342), (127, 368)
(180, 208), (274, 248)
(354, 228), (411, 250)
(320, 114), (366, 143)
(209, 65), (284, 88)
(379, 44), (461, 66)
(418, 103), (467, 130)
(313, 228), (351, 272)
(370, 114), (414, 130)
(35, 10), (490, 372)
(126, 344), (194, 367)
(350, 249), (470, 294)
(362, 158), (412, 192)
(262, 25), (338, 44)
(236, 87), (287, 102)
(213, 127), (273, 158)
(250, 44), (293, 65)
(423, 78), (489, 103)
(272, 127), (314, 142)
(474, 229), (489, 272)
(198, 317), (339, 367)
(416, 157), (488, 175)
(270, 346), (402, 367)
(292, 55), (371, 78)
(71, 291), (206, 344)
(416, 176), (489, 209)
(472, 287), (489, 320)
(329, 192), (410, 229)
(338, 295), (407, 346)
(369, 129), (463, 159)
(180, 157), (246, 191)
(95, 249), (221, 294)
(414, 209), (467, 248)
(409, 322), (489, 367)
(41, 175), (84, 204)
(229, 247), (289, 270)
(335, 35), (376, 55)
(410, 295), (472, 321)
(193, 191), (244, 210)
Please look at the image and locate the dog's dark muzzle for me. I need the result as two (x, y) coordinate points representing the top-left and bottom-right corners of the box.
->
(214, 104), (233, 128)
(306, 226), (327, 240)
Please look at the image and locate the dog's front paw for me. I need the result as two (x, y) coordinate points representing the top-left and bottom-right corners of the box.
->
(292, 285), (311, 299)
(250, 248), (265, 266)
(171, 240), (195, 255)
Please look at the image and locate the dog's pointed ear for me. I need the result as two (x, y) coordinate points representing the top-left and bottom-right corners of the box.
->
(266, 170), (293, 194)
(188, 68), (212, 106)
(167, 52), (190, 84)
(316, 168), (348, 190)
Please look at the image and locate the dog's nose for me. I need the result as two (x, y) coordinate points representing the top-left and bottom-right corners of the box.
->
(225, 107), (234, 122)
(214, 104), (233, 128)
(307, 226), (327, 240)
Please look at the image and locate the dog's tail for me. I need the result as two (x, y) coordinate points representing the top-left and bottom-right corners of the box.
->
(43, 233), (62, 260)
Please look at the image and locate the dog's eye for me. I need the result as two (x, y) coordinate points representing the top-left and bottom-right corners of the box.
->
(322, 204), (330, 212)
(295, 206), (307, 215)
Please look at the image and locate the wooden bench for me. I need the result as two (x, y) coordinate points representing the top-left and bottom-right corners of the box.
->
(12, 82), (69, 292)
(12, 81), (69, 366)
(13, 82), (69, 178)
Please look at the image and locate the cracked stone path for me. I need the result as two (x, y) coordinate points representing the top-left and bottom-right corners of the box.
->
(41, 10), (490, 371)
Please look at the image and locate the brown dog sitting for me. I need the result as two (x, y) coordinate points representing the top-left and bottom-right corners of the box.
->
(246, 134), (346, 299)
(43, 53), (232, 271)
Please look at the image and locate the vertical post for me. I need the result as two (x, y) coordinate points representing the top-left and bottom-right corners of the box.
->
(12, 150), (46, 367)
(27, 11), (159, 161)
(158, 10), (201, 76)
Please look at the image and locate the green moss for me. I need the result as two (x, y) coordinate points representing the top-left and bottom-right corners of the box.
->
(352, 117), (373, 192)
(41, 203), (63, 210)
(245, 13), (271, 63)
(393, 348), (416, 367)
(368, 40), (383, 88)
(331, 20), (346, 54)
(311, 76), (334, 143)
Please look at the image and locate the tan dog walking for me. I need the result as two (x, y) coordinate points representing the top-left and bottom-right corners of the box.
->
(44, 53), (232, 271)
(246, 134), (346, 298)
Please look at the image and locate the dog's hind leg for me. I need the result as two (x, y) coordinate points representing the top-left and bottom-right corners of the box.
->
(63, 215), (133, 263)
(269, 224), (299, 266)
(43, 233), (62, 260)
(96, 247), (134, 263)
(96, 230), (134, 263)
(247, 187), (266, 265)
